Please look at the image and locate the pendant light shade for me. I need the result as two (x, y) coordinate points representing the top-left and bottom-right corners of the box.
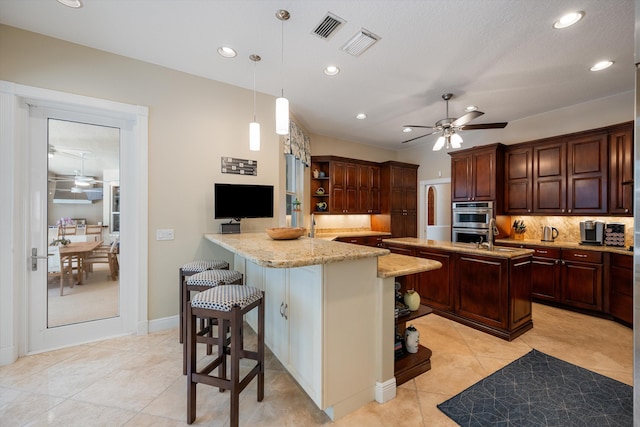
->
(450, 132), (463, 149)
(275, 96), (289, 135)
(433, 136), (446, 151)
(433, 131), (463, 151)
(249, 54), (261, 151)
(275, 10), (290, 135)
(250, 122), (261, 151)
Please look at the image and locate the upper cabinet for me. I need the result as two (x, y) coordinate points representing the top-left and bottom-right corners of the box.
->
(501, 122), (632, 216)
(450, 143), (505, 209)
(608, 123), (634, 215)
(310, 156), (381, 215)
(379, 161), (419, 238)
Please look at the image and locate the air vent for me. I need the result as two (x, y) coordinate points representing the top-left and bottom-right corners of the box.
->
(341, 29), (380, 56)
(312, 12), (345, 40)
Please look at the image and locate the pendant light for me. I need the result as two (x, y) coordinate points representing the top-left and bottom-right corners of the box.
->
(275, 9), (290, 135)
(249, 54), (261, 151)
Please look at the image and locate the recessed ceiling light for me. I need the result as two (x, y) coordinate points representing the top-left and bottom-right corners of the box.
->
(356, 113), (367, 120)
(464, 105), (478, 112)
(590, 60), (614, 71)
(56, 0), (82, 8)
(553, 11), (584, 29)
(403, 128), (413, 133)
(323, 65), (340, 76)
(217, 46), (237, 58)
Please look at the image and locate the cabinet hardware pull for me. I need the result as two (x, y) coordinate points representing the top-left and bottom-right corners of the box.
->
(283, 304), (288, 320)
(562, 260), (565, 265)
(574, 254), (587, 258)
(280, 302), (285, 318)
(555, 260), (559, 264)
(538, 250), (547, 254)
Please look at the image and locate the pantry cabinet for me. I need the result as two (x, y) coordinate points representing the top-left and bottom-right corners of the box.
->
(379, 162), (419, 238)
(609, 123), (634, 215)
(357, 164), (381, 213)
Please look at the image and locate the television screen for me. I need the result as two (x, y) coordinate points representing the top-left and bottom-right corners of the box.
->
(214, 183), (274, 219)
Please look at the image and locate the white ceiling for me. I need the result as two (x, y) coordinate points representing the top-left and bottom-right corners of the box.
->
(0, 0), (634, 151)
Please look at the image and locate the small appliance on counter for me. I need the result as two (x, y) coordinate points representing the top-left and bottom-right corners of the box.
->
(541, 225), (559, 242)
(604, 223), (625, 247)
(579, 220), (605, 246)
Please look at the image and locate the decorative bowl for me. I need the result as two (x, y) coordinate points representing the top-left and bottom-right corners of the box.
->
(266, 227), (306, 240)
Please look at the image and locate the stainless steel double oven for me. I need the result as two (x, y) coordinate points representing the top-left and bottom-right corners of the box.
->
(451, 201), (494, 243)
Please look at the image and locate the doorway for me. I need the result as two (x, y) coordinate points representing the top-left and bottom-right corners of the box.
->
(0, 81), (149, 361)
(419, 179), (451, 241)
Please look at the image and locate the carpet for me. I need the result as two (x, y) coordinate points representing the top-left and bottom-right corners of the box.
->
(437, 349), (632, 426)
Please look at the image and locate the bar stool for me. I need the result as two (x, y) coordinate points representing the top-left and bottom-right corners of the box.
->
(183, 269), (244, 374)
(179, 260), (229, 344)
(187, 285), (264, 427)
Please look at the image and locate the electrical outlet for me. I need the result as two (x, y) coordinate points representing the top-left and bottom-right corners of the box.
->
(156, 229), (174, 240)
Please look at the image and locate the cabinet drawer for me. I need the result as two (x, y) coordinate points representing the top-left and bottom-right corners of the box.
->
(562, 249), (602, 264)
(611, 253), (633, 269)
(530, 246), (561, 259)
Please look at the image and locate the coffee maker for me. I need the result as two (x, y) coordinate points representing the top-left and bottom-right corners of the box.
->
(580, 220), (604, 245)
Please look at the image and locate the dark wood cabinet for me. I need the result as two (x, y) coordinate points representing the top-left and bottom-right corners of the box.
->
(608, 253), (633, 325)
(330, 160), (358, 214)
(504, 145), (533, 214)
(450, 144), (505, 208)
(566, 131), (608, 214)
(529, 246), (561, 302)
(561, 249), (603, 311)
(609, 123), (634, 216)
(335, 234), (384, 247)
(357, 164), (381, 214)
(413, 248), (454, 311)
(377, 162), (419, 238)
(533, 140), (567, 213)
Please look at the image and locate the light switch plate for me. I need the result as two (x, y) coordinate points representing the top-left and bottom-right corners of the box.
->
(156, 228), (174, 240)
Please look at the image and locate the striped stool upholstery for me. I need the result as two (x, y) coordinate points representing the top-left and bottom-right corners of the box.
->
(182, 269), (243, 374)
(179, 260), (229, 344)
(187, 285), (264, 427)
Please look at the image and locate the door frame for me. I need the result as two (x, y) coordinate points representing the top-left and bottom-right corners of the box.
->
(419, 178), (451, 240)
(0, 81), (149, 364)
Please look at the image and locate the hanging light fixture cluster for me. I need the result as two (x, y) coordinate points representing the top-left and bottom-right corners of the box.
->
(249, 54), (261, 151)
(275, 9), (290, 136)
(433, 129), (463, 151)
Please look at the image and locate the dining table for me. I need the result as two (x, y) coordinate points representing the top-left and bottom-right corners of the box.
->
(59, 240), (103, 285)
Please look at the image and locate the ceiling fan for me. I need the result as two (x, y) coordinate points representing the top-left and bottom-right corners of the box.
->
(401, 93), (508, 150)
(48, 152), (102, 189)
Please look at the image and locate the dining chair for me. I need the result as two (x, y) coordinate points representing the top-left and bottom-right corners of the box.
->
(84, 239), (119, 280)
(63, 225), (77, 235)
(48, 245), (74, 296)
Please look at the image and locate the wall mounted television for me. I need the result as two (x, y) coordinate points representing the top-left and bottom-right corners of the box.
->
(214, 183), (274, 220)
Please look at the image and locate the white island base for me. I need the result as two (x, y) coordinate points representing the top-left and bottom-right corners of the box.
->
(204, 233), (438, 420)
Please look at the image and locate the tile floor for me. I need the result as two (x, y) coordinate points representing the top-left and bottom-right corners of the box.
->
(0, 303), (632, 426)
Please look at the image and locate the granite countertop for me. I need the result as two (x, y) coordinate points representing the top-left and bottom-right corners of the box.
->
(495, 238), (633, 256)
(204, 233), (389, 268)
(377, 253), (442, 278)
(383, 237), (534, 259)
(314, 230), (392, 241)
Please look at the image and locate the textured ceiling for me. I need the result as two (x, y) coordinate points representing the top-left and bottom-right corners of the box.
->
(0, 0), (634, 150)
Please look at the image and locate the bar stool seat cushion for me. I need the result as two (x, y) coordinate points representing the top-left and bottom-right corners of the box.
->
(186, 269), (243, 287)
(192, 285), (262, 312)
(181, 260), (229, 273)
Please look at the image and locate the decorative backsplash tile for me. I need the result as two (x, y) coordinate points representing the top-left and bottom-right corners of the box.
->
(499, 215), (634, 247)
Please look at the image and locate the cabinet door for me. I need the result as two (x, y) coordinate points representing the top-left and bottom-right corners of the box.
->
(357, 164), (381, 213)
(561, 250), (603, 311)
(531, 257), (561, 302)
(533, 142), (566, 213)
(567, 132), (607, 214)
(609, 124), (634, 215)
(264, 268), (289, 364)
(330, 161), (346, 213)
(472, 150), (496, 200)
(456, 254), (509, 329)
(288, 265), (322, 404)
(504, 146), (532, 213)
(414, 248), (454, 311)
(609, 254), (633, 325)
(451, 155), (472, 201)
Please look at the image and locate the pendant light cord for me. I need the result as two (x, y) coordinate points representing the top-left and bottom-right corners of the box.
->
(280, 18), (284, 98)
(253, 59), (257, 121)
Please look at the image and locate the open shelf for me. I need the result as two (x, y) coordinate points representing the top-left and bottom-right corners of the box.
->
(395, 303), (433, 385)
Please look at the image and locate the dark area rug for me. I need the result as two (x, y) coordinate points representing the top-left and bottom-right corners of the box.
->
(437, 349), (632, 426)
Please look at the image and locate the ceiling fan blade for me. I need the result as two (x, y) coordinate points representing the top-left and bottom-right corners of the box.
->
(403, 125), (437, 129)
(461, 122), (508, 130)
(451, 110), (484, 127)
(401, 130), (440, 144)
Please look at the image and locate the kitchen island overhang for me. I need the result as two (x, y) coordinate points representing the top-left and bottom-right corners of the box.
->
(203, 233), (440, 421)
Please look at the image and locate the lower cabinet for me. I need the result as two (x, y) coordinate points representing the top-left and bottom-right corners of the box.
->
(335, 235), (384, 247)
(413, 248), (454, 312)
(608, 253), (633, 325)
(529, 246), (562, 302)
(560, 249), (603, 311)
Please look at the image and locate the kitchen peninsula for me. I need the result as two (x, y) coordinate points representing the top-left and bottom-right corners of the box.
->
(204, 232), (441, 421)
(383, 238), (534, 341)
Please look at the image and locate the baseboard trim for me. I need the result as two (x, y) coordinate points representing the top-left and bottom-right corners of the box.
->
(375, 378), (396, 403)
(0, 345), (18, 367)
(148, 315), (179, 333)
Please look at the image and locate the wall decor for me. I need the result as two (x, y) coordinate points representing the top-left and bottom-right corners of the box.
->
(221, 157), (257, 175)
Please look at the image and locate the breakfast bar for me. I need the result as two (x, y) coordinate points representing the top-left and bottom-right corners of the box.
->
(204, 232), (441, 420)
